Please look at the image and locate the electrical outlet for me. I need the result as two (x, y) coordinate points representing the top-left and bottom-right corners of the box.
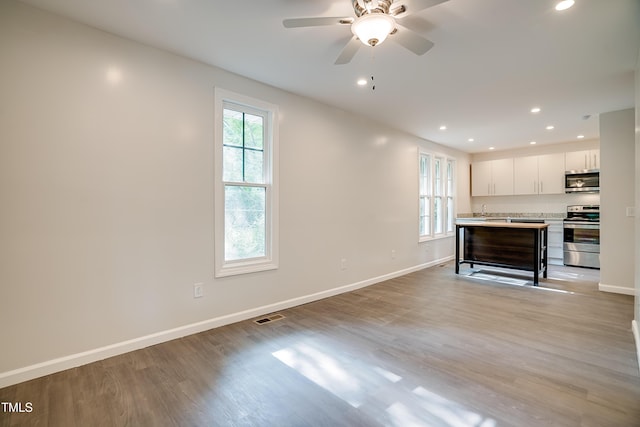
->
(340, 258), (348, 270)
(193, 283), (204, 298)
(391, 249), (396, 259)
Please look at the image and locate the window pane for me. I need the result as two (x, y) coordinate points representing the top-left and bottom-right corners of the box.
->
(419, 197), (425, 235)
(447, 197), (454, 233)
(223, 109), (243, 147)
(244, 114), (264, 150)
(223, 146), (243, 182)
(434, 197), (442, 234)
(420, 154), (430, 196)
(434, 158), (442, 196)
(225, 185), (266, 261)
(420, 196), (430, 236)
(244, 149), (264, 184)
(447, 161), (454, 196)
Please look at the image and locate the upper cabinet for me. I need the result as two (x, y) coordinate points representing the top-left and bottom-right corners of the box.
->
(472, 148), (599, 197)
(565, 149), (600, 171)
(471, 158), (514, 196)
(538, 153), (566, 194)
(513, 156), (537, 195)
(514, 153), (565, 195)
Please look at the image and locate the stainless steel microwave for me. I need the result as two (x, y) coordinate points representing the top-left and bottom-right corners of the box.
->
(565, 170), (599, 193)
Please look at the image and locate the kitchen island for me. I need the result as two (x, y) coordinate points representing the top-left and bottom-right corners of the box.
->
(455, 222), (549, 285)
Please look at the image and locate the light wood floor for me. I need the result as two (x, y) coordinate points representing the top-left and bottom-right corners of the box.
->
(1, 263), (639, 427)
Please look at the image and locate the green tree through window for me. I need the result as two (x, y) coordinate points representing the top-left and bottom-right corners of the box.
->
(215, 89), (279, 277)
(222, 106), (267, 261)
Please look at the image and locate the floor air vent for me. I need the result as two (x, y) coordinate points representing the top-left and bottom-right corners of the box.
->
(253, 313), (285, 325)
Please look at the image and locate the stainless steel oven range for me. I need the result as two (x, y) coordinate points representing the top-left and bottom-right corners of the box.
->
(563, 205), (600, 269)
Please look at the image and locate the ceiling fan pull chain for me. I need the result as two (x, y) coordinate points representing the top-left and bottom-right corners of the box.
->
(370, 47), (376, 90)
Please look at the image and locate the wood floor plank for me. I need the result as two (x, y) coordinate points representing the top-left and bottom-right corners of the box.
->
(1, 263), (639, 426)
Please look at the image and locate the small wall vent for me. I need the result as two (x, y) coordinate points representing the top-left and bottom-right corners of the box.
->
(253, 313), (285, 325)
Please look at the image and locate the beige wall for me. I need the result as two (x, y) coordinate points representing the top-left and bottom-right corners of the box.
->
(599, 109), (635, 294)
(0, 1), (471, 385)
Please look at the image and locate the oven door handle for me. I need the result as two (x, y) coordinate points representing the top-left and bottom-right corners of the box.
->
(563, 223), (600, 229)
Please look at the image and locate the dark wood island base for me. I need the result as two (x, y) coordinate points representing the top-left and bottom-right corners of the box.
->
(455, 222), (549, 285)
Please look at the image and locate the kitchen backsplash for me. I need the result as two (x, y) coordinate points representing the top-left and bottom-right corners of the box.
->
(466, 192), (600, 219)
(457, 212), (565, 219)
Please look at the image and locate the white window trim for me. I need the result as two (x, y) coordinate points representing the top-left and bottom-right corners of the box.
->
(214, 88), (279, 278)
(419, 149), (456, 242)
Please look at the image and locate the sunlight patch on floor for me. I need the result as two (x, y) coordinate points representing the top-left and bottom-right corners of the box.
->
(465, 270), (575, 294)
(468, 271), (529, 286)
(530, 286), (575, 294)
(273, 338), (496, 426)
(386, 387), (496, 427)
(272, 339), (398, 408)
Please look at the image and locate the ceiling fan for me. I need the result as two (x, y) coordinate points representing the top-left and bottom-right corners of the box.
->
(283, 0), (448, 65)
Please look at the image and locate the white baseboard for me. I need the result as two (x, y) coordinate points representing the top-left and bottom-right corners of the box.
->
(598, 283), (636, 295)
(0, 256), (452, 389)
(633, 320), (640, 374)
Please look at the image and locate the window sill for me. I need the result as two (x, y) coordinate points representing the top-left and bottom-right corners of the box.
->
(419, 233), (455, 243)
(215, 260), (278, 278)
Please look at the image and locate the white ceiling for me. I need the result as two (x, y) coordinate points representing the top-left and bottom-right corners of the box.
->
(20, 0), (640, 153)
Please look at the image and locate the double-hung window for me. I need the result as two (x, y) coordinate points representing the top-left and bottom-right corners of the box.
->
(446, 159), (455, 233)
(419, 151), (456, 241)
(214, 89), (278, 277)
(419, 153), (432, 237)
(433, 156), (444, 235)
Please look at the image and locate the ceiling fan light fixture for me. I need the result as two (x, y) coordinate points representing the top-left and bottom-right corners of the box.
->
(555, 0), (575, 11)
(351, 13), (395, 47)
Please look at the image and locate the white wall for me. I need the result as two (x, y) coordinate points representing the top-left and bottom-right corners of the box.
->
(0, 1), (470, 385)
(600, 109), (635, 295)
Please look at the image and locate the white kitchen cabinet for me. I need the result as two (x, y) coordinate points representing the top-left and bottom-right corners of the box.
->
(514, 153), (565, 195)
(471, 161), (492, 196)
(538, 153), (566, 194)
(514, 156), (538, 195)
(471, 158), (514, 196)
(565, 149), (599, 171)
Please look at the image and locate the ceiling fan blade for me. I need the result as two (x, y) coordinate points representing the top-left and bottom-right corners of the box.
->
(390, 0), (448, 19)
(335, 36), (361, 65)
(389, 24), (434, 56)
(283, 17), (353, 28)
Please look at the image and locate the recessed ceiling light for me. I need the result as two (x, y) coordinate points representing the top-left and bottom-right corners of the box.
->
(546, 125), (555, 130)
(439, 125), (447, 131)
(530, 107), (541, 113)
(577, 135), (585, 139)
(489, 147), (495, 150)
(555, 0), (575, 11)
(468, 138), (474, 142)
(530, 141), (537, 145)
(357, 78), (367, 86)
